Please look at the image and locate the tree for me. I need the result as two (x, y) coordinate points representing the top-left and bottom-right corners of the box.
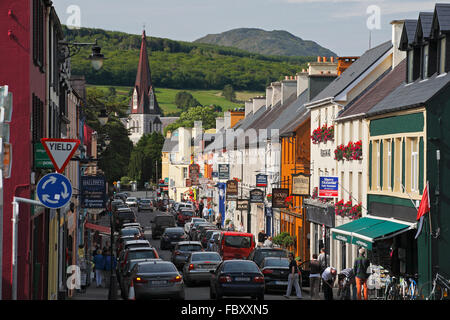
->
(222, 84), (236, 102)
(175, 91), (202, 111)
(164, 105), (218, 136)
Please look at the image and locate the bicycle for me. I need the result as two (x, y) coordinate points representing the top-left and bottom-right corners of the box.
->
(406, 274), (418, 300)
(419, 273), (450, 300)
(384, 275), (401, 300)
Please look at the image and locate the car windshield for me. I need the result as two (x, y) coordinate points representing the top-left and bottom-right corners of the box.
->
(140, 200), (151, 204)
(127, 198), (137, 201)
(118, 212), (134, 219)
(224, 235), (252, 248)
(223, 261), (259, 273)
(121, 228), (140, 236)
(264, 258), (289, 268)
(192, 253), (221, 262)
(259, 250), (288, 259)
(127, 243), (150, 250)
(128, 250), (157, 260)
(181, 211), (193, 216)
(138, 263), (177, 273)
(178, 244), (202, 251)
(192, 218), (205, 223)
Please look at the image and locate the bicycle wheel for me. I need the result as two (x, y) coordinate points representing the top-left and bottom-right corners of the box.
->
(418, 281), (440, 300)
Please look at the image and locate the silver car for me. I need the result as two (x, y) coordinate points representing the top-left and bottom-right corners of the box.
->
(129, 260), (185, 300)
(182, 251), (222, 286)
(138, 199), (152, 212)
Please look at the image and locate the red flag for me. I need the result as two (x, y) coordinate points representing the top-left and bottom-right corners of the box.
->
(416, 182), (430, 221)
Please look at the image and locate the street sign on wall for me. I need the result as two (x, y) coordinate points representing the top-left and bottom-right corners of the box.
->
(80, 176), (106, 209)
(319, 176), (339, 198)
(40, 138), (80, 173)
(36, 173), (73, 209)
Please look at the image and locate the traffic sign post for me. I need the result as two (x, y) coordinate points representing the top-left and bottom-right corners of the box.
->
(36, 173), (73, 209)
(40, 138), (80, 173)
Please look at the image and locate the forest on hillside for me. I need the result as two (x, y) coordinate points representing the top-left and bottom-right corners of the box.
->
(64, 27), (314, 91)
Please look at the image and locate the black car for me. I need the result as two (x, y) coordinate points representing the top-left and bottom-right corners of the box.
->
(247, 247), (289, 268)
(260, 257), (301, 293)
(115, 208), (136, 230)
(160, 227), (188, 250)
(151, 214), (176, 239)
(209, 260), (265, 300)
(171, 241), (203, 269)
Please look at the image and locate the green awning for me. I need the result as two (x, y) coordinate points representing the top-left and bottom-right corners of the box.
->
(331, 216), (416, 250)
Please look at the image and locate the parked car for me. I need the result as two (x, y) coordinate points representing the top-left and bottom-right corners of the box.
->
(259, 257), (294, 293)
(177, 210), (195, 226)
(175, 202), (195, 215)
(125, 197), (138, 207)
(160, 227), (188, 250)
(188, 220), (211, 240)
(122, 223), (143, 232)
(115, 208), (136, 230)
(120, 258), (161, 299)
(217, 231), (256, 260)
(138, 198), (153, 212)
(183, 251), (222, 286)
(114, 193), (128, 202)
(184, 217), (206, 235)
(209, 260), (264, 300)
(207, 231), (222, 252)
(171, 241), (203, 269)
(118, 239), (151, 256)
(151, 214), (177, 239)
(118, 247), (160, 277)
(191, 222), (215, 241)
(127, 260), (185, 300)
(247, 247), (289, 268)
(111, 199), (124, 211)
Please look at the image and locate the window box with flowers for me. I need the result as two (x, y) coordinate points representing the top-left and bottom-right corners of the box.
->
(334, 140), (362, 161)
(335, 199), (362, 220)
(311, 125), (334, 144)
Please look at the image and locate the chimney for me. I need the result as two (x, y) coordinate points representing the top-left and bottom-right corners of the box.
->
(265, 86), (273, 108)
(281, 77), (297, 104)
(216, 117), (224, 131)
(330, 56), (335, 63)
(271, 82), (282, 107)
(224, 112), (231, 130)
(245, 100), (253, 117)
(296, 70), (308, 97)
(317, 56), (322, 63)
(391, 20), (406, 69)
(253, 96), (266, 114)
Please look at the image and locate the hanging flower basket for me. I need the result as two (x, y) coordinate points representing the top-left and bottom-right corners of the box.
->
(266, 194), (272, 201)
(349, 203), (362, 220)
(285, 196), (294, 207)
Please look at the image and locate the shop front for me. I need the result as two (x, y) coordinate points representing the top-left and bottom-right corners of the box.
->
(304, 199), (335, 260)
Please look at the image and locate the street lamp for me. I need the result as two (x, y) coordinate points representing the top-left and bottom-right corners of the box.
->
(58, 39), (107, 70)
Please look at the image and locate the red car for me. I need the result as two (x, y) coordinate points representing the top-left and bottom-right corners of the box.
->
(177, 210), (195, 226)
(218, 231), (256, 260)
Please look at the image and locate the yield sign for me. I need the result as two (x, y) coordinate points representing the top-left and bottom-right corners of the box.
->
(40, 138), (80, 173)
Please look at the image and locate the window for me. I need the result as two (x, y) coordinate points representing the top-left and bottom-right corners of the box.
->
(183, 167), (188, 179)
(387, 140), (392, 190)
(422, 44), (429, 78)
(440, 37), (446, 74)
(376, 141), (381, 190)
(407, 50), (414, 83)
(32, 94), (44, 143)
(411, 139), (419, 192)
(133, 89), (138, 109)
(33, 0), (44, 70)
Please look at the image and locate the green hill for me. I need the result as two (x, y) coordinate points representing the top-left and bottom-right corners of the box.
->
(63, 26), (316, 92)
(194, 28), (337, 58)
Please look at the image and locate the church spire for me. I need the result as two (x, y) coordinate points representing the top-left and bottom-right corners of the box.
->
(130, 29), (161, 115)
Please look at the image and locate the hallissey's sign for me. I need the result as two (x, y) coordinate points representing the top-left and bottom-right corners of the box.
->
(80, 175), (106, 209)
(226, 180), (238, 200)
(272, 188), (289, 208)
(250, 189), (264, 203)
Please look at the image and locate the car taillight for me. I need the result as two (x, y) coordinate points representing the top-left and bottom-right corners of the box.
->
(262, 269), (273, 274)
(219, 275), (232, 283)
(188, 264), (194, 270)
(253, 276), (264, 283)
(169, 275), (182, 283)
(134, 277), (148, 283)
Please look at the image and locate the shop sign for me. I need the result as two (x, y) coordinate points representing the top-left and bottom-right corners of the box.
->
(319, 176), (339, 198)
(236, 199), (249, 211)
(352, 237), (372, 250)
(256, 174), (267, 187)
(218, 164), (230, 180)
(34, 143), (54, 169)
(80, 175), (106, 209)
(226, 180), (238, 200)
(250, 189), (264, 203)
(332, 232), (351, 244)
(292, 173), (310, 196)
(189, 164), (200, 185)
(272, 188), (289, 208)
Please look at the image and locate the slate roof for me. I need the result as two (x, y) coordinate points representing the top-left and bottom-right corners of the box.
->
(435, 3), (450, 32)
(400, 20), (419, 50)
(308, 41), (393, 104)
(417, 12), (434, 40)
(162, 137), (179, 153)
(366, 70), (450, 117)
(336, 59), (406, 121)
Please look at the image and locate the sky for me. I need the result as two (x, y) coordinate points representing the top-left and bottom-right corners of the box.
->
(53, 0), (447, 56)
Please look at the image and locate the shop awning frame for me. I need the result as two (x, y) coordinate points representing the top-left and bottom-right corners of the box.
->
(331, 216), (417, 250)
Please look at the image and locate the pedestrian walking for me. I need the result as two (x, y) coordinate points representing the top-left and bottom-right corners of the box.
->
(93, 249), (106, 288)
(309, 254), (321, 300)
(318, 247), (328, 273)
(321, 266), (337, 300)
(215, 212), (222, 229)
(203, 205), (209, 220)
(238, 221), (245, 233)
(104, 249), (117, 288)
(208, 207), (214, 223)
(354, 248), (371, 300)
(284, 253), (302, 299)
(199, 200), (204, 217)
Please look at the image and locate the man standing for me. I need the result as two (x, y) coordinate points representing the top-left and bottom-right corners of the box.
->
(354, 248), (371, 300)
(309, 254), (321, 300)
(321, 266), (337, 300)
(203, 205), (209, 220)
(318, 247), (327, 272)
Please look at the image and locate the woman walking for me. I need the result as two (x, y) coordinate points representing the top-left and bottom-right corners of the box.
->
(284, 253), (303, 299)
(93, 249), (106, 288)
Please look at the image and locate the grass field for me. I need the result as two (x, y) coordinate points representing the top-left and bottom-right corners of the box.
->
(88, 85), (264, 115)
